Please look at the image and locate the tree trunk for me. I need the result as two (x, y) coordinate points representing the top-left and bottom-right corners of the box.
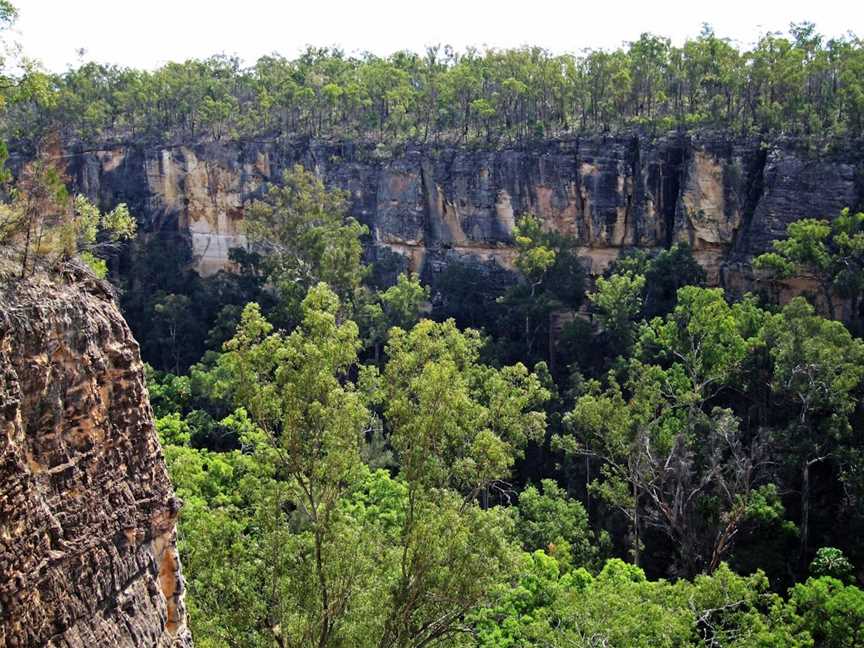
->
(822, 282), (836, 320)
(315, 527), (331, 648)
(20, 208), (34, 278)
(632, 484), (640, 568)
(799, 457), (818, 568)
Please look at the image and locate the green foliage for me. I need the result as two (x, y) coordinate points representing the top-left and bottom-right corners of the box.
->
(515, 479), (598, 569)
(589, 271), (646, 353)
(789, 577), (864, 647)
(147, 268), (864, 645)
(608, 244), (708, 320)
(156, 284), (557, 647)
(761, 297), (864, 430)
(500, 214), (586, 362)
(244, 164), (368, 319)
(88, 38), (864, 635)
(810, 548), (855, 583)
(78, 251), (108, 278)
(471, 557), (814, 648)
(123, 158), (864, 643)
(358, 272), (430, 359)
(560, 288), (778, 576)
(379, 272), (429, 330)
(469, 550), (571, 648)
(513, 215), (557, 284)
(754, 209), (864, 323)
(0, 146), (136, 277)
(204, 285), (373, 646)
(382, 318), (549, 492)
(640, 286), (762, 398)
(4, 8), (863, 636)
(145, 365), (191, 417)
(7, 27), (864, 146)
(120, 237), (270, 373)
(759, 295), (864, 568)
(156, 412), (192, 446)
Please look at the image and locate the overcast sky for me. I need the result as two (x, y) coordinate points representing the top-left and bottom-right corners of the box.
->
(12, 0), (864, 72)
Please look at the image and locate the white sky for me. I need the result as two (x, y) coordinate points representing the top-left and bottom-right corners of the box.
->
(12, 0), (864, 72)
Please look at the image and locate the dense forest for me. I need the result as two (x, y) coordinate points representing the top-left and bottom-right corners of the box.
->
(3, 3), (864, 646)
(3, 22), (864, 150)
(141, 168), (864, 647)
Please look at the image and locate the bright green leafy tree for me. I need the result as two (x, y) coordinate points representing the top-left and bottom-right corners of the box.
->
(754, 209), (864, 325)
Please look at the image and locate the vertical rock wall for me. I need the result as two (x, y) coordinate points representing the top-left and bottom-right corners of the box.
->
(0, 270), (192, 647)
(62, 134), (863, 288)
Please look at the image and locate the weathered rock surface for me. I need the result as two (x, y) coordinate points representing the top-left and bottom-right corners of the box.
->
(0, 269), (192, 647)
(63, 134), (863, 288)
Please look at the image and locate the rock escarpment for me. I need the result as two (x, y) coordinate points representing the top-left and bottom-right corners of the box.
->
(65, 134), (863, 287)
(0, 269), (192, 647)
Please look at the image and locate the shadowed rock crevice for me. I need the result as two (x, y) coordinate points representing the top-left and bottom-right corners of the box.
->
(661, 143), (684, 248)
(730, 144), (769, 260)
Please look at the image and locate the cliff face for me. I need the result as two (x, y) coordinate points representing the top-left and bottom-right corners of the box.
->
(0, 270), (192, 647)
(65, 134), (863, 287)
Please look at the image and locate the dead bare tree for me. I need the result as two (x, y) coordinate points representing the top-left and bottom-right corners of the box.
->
(631, 408), (773, 577)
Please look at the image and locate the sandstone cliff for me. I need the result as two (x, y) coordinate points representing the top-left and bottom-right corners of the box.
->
(0, 268), (192, 647)
(64, 134), (863, 287)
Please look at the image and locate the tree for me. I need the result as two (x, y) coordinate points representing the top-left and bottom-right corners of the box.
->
(0, 1), (18, 108)
(376, 318), (550, 646)
(379, 272), (429, 331)
(172, 288), (552, 648)
(608, 244), (707, 319)
(514, 479), (598, 568)
(514, 215), (557, 295)
(7, 27), (864, 147)
(152, 293), (202, 374)
(754, 209), (864, 325)
(0, 145), (135, 278)
(588, 271), (646, 355)
(472, 556), (811, 648)
(502, 214), (585, 362)
(1, 150), (67, 276)
(810, 547), (855, 583)
(561, 288), (775, 576)
(789, 577), (864, 647)
(358, 273), (430, 362)
(244, 164), (368, 318)
(628, 33), (671, 121)
(639, 287), (761, 409)
(213, 284), (372, 647)
(563, 371), (774, 577)
(760, 297), (864, 565)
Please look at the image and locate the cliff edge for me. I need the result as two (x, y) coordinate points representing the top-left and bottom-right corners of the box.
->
(64, 134), (863, 287)
(0, 269), (192, 647)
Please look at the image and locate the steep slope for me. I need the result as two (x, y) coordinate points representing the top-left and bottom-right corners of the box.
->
(0, 268), (192, 647)
(64, 134), (863, 287)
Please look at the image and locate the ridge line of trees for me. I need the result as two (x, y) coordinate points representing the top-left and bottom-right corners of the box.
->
(3, 23), (864, 150)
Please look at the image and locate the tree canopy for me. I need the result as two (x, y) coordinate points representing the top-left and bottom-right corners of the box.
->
(3, 25), (864, 149)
